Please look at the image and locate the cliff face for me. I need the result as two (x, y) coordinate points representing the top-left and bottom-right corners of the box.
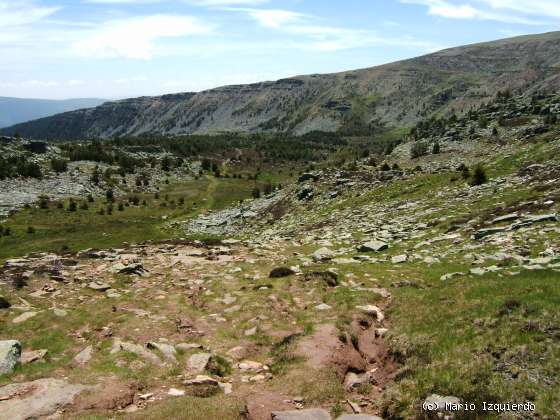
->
(3, 31), (560, 140)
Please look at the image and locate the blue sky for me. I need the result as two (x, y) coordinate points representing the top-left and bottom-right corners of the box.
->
(1, 0), (559, 99)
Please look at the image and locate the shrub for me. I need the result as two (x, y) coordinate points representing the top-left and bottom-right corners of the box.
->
(410, 141), (428, 159)
(50, 159), (68, 173)
(106, 189), (114, 202)
(457, 163), (470, 180)
(380, 162), (391, 171)
(38, 195), (49, 209)
(68, 200), (77, 212)
(118, 203), (124, 211)
(470, 164), (488, 186)
(27, 226), (35, 234)
(432, 142), (440, 154)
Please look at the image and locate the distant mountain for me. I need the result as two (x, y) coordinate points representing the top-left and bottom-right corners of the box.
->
(0, 97), (106, 129)
(3, 31), (560, 140)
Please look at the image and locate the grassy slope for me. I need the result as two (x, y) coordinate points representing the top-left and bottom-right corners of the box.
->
(0, 174), (285, 262)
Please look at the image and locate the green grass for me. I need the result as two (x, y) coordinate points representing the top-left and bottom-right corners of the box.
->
(384, 268), (560, 418)
(0, 175), (280, 262)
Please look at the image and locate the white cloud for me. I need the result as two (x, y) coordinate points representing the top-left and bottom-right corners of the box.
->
(0, 0), (60, 27)
(187, 0), (268, 6)
(243, 9), (304, 28)
(477, 0), (560, 17)
(115, 76), (148, 84)
(21, 80), (60, 87)
(72, 15), (212, 59)
(402, 0), (558, 24)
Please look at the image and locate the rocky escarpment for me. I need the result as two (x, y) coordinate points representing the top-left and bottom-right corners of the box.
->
(3, 31), (560, 140)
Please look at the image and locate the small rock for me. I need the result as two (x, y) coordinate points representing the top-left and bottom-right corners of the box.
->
(315, 303), (332, 311)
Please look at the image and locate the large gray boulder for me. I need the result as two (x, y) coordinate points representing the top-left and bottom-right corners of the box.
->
(272, 409), (332, 420)
(0, 340), (21, 375)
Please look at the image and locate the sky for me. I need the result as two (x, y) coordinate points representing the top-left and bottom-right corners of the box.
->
(0, 0), (559, 100)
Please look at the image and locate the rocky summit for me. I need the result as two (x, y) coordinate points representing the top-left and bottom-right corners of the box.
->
(1, 30), (560, 420)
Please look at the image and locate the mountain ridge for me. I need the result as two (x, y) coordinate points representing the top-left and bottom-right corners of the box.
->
(3, 31), (560, 140)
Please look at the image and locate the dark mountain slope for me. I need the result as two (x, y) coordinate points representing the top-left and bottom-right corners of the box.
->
(3, 31), (560, 140)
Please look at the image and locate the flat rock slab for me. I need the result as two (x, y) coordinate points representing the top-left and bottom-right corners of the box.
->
(272, 409), (332, 420)
(21, 349), (47, 365)
(0, 378), (94, 420)
(336, 415), (384, 420)
(12, 311), (37, 324)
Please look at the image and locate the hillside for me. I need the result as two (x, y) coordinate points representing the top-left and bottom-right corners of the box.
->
(0, 97), (106, 128)
(3, 31), (560, 140)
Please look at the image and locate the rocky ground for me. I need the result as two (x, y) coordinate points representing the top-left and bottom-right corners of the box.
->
(1, 103), (560, 419)
(1, 131), (560, 419)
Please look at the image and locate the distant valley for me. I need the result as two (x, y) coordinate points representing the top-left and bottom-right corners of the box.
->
(0, 97), (106, 129)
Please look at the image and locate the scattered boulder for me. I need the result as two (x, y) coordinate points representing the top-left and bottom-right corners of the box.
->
(391, 255), (407, 264)
(357, 241), (388, 252)
(73, 346), (93, 366)
(147, 342), (177, 363)
(336, 415), (383, 420)
(183, 375), (220, 398)
(312, 248), (335, 262)
(187, 352), (212, 373)
(88, 282), (111, 292)
(0, 340), (21, 375)
(110, 339), (162, 366)
(109, 262), (146, 275)
(269, 267), (296, 278)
